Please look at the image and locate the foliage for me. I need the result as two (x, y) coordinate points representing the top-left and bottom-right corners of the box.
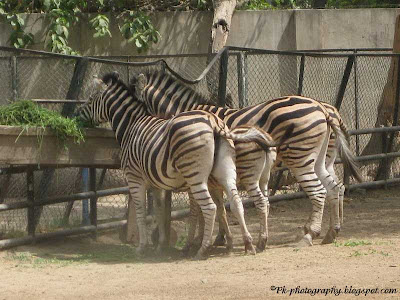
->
(326, 0), (400, 8)
(239, 0), (400, 9)
(0, 2), (34, 48)
(89, 14), (112, 38)
(0, 100), (86, 145)
(119, 10), (160, 51)
(0, 0), (160, 54)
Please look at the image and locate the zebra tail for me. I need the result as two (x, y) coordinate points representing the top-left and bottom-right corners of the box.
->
(329, 121), (363, 183)
(226, 124), (294, 151)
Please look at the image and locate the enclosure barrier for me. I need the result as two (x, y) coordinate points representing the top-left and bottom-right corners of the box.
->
(0, 45), (399, 249)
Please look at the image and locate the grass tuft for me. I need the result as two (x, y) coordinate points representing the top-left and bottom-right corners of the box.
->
(0, 100), (89, 145)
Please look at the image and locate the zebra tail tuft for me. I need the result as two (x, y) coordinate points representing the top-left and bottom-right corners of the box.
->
(228, 124), (294, 151)
(331, 122), (363, 183)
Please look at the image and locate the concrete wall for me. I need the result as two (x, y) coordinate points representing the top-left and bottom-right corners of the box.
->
(0, 9), (399, 55)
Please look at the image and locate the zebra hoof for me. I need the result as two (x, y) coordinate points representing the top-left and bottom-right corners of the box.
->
(321, 229), (338, 245)
(193, 248), (209, 260)
(226, 237), (234, 253)
(213, 234), (227, 247)
(245, 241), (256, 255)
(136, 245), (147, 256)
(297, 234), (313, 247)
(181, 243), (193, 256)
(155, 244), (169, 255)
(192, 236), (203, 248)
(256, 238), (267, 253)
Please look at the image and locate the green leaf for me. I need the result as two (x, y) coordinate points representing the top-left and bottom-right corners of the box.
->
(58, 36), (66, 45)
(135, 38), (142, 48)
(43, 0), (52, 10)
(63, 26), (69, 38)
(16, 15), (24, 26)
(55, 24), (63, 35)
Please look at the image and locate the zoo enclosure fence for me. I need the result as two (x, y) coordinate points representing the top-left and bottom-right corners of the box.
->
(0, 45), (399, 248)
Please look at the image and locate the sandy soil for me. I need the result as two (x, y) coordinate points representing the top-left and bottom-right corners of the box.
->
(0, 188), (399, 300)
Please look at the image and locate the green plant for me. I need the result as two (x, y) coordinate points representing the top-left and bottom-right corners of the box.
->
(119, 10), (160, 51)
(42, 0), (86, 55)
(240, 0), (274, 9)
(90, 14), (112, 38)
(175, 235), (188, 249)
(0, 100), (86, 146)
(0, 0), (160, 54)
(0, 2), (34, 49)
(333, 239), (372, 247)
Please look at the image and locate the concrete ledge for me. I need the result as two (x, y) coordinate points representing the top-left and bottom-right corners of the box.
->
(0, 126), (120, 167)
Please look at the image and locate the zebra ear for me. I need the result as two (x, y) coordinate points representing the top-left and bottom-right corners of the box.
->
(93, 76), (105, 91)
(137, 73), (147, 92)
(112, 71), (120, 80)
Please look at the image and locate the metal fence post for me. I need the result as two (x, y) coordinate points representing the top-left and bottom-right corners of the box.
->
(218, 48), (229, 107)
(38, 57), (90, 230)
(297, 54), (305, 96)
(335, 54), (355, 193)
(82, 168), (90, 225)
(335, 55), (355, 110)
(354, 50), (360, 156)
(164, 191), (172, 245)
(27, 168), (35, 238)
(237, 52), (248, 108)
(89, 167), (97, 239)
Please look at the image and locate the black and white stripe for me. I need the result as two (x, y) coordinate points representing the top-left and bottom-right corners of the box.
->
(132, 71), (362, 248)
(78, 72), (285, 258)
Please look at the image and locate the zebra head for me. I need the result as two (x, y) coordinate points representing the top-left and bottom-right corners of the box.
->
(77, 72), (120, 125)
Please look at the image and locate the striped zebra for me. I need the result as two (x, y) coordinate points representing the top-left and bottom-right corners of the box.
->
(131, 71), (362, 250)
(77, 72), (288, 259)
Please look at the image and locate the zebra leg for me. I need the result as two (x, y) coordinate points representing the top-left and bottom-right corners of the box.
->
(293, 169), (327, 246)
(288, 132), (330, 247)
(189, 184), (217, 260)
(321, 149), (342, 244)
(191, 189), (232, 252)
(252, 148), (275, 252)
(244, 182), (270, 252)
(126, 177), (148, 255)
(151, 189), (170, 253)
(210, 189), (227, 247)
(210, 189), (233, 252)
(212, 139), (255, 255)
(182, 193), (200, 254)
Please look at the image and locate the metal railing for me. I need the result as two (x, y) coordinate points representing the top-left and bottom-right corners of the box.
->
(0, 45), (399, 249)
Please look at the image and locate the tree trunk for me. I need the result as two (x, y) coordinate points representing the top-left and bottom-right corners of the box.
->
(206, 0), (236, 103)
(210, 0), (236, 53)
(362, 14), (400, 179)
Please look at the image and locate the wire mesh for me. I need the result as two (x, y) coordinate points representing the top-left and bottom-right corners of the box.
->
(0, 47), (398, 240)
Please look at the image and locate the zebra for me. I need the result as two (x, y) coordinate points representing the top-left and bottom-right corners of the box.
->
(131, 71), (362, 250)
(77, 72), (289, 259)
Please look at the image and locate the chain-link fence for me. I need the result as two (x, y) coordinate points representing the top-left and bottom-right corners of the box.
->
(0, 45), (399, 244)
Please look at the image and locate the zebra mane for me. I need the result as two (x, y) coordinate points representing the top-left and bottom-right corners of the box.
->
(102, 72), (130, 91)
(131, 70), (221, 107)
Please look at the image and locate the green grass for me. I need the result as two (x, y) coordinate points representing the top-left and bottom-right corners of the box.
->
(6, 244), (139, 268)
(333, 239), (372, 247)
(175, 235), (187, 249)
(6, 252), (77, 268)
(349, 249), (391, 257)
(2, 229), (25, 239)
(0, 100), (89, 146)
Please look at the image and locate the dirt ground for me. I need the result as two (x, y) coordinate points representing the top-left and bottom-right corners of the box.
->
(0, 187), (399, 300)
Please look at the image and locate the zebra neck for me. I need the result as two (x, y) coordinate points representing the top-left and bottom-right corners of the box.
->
(108, 97), (148, 145)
